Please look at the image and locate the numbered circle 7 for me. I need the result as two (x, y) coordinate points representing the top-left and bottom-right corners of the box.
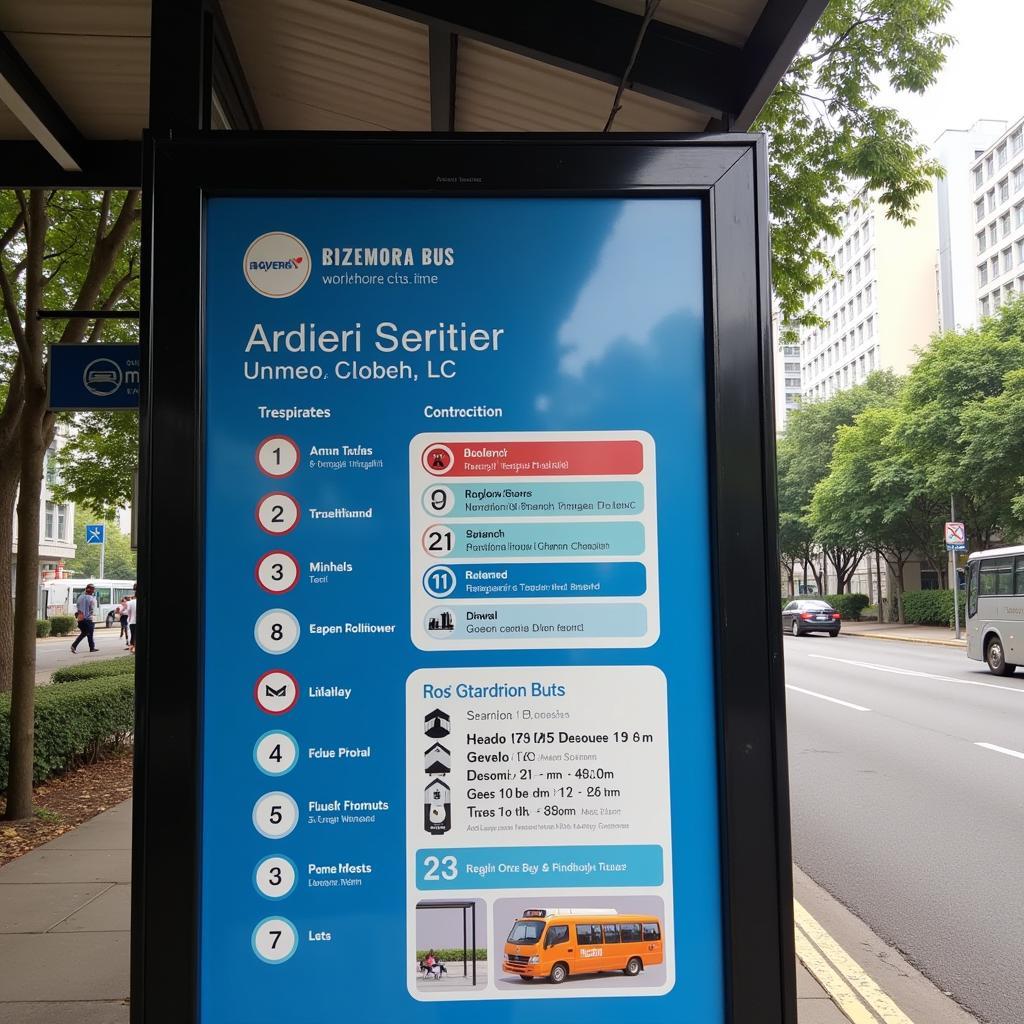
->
(252, 791), (298, 839)
(256, 492), (300, 535)
(255, 609), (300, 654)
(256, 551), (300, 595)
(253, 855), (298, 900)
(257, 436), (300, 478)
(251, 916), (298, 964)
(253, 731), (298, 776)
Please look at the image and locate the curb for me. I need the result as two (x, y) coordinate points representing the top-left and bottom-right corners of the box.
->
(845, 631), (966, 649)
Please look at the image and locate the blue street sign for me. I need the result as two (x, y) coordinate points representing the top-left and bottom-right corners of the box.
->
(86, 524), (105, 544)
(48, 344), (140, 410)
(947, 543), (966, 551)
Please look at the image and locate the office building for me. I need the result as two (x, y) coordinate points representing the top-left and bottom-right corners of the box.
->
(771, 311), (802, 430)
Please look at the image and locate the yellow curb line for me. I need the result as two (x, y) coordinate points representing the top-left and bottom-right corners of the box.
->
(845, 632), (965, 649)
(795, 900), (915, 1024)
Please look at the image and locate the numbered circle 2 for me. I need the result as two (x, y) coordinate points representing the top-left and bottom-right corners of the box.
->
(252, 916), (298, 964)
(253, 855), (298, 900)
(425, 607), (457, 637)
(422, 443), (455, 476)
(252, 791), (299, 839)
(257, 492), (300, 535)
(254, 730), (299, 776)
(421, 484), (455, 516)
(422, 524), (456, 559)
(255, 609), (300, 654)
(256, 551), (300, 595)
(422, 565), (457, 598)
(257, 436), (300, 478)
(254, 670), (299, 715)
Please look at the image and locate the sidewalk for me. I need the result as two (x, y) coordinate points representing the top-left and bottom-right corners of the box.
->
(841, 621), (967, 648)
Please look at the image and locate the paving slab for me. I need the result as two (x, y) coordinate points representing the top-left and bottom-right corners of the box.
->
(0, 1001), (129, 1024)
(0, 847), (130, 884)
(0, 881), (112, 933)
(44, 807), (133, 850)
(52, 882), (131, 932)
(0, 932), (130, 1001)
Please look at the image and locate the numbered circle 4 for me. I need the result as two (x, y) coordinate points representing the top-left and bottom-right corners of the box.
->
(256, 551), (300, 594)
(423, 565), (457, 598)
(252, 791), (299, 839)
(257, 436), (300, 478)
(255, 609), (300, 654)
(254, 670), (299, 715)
(421, 484), (455, 516)
(254, 730), (298, 776)
(256, 492), (300, 535)
(422, 524), (456, 558)
(251, 916), (298, 964)
(253, 855), (298, 900)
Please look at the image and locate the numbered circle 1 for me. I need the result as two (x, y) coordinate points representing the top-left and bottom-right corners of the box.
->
(256, 492), (300, 535)
(422, 443), (455, 476)
(254, 670), (299, 715)
(251, 916), (298, 964)
(421, 484), (455, 516)
(422, 565), (457, 598)
(253, 855), (298, 900)
(252, 791), (299, 839)
(422, 524), (456, 559)
(255, 609), (300, 654)
(257, 435), (300, 478)
(254, 730), (299, 776)
(256, 551), (300, 595)
(425, 607), (457, 637)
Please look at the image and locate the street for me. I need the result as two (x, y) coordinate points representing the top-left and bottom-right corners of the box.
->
(785, 633), (1024, 1024)
(35, 625), (131, 683)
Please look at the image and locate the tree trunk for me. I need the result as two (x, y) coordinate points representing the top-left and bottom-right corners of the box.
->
(895, 562), (906, 625)
(875, 549), (885, 621)
(0, 459), (19, 693)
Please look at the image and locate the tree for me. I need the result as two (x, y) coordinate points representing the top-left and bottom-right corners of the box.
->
(67, 510), (136, 580)
(53, 411), (137, 518)
(0, 189), (140, 820)
(756, 0), (953, 330)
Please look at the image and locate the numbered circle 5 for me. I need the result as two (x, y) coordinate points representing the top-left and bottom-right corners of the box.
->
(254, 730), (298, 776)
(252, 916), (298, 964)
(422, 443), (455, 475)
(257, 436), (300, 478)
(255, 609), (300, 654)
(256, 492), (300, 535)
(423, 565), (457, 598)
(252, 791), (299, 839)
(254, 670), (299, 715)
(422, 524), (455, 558)
(422, 484), (455, 516)
(254, 855), (298, 900)
(256, 551), (300, 594)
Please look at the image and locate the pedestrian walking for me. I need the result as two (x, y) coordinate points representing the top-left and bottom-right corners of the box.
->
(71, 583), (98, 653)
(118, 597), (130, 642)
(127, 584), (138, 653)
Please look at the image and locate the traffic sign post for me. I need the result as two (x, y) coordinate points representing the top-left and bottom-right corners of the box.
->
(138, 136), (793, 1024)
(946, 514), (965, 639)
(86, 524), (106, 579)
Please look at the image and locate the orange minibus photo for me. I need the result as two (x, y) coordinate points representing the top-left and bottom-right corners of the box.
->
(503, 907), (664, 984)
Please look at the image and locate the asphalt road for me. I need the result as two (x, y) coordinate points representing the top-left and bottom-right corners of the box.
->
(35, 624), (131, 683)
(785, 633), (1024, 1024)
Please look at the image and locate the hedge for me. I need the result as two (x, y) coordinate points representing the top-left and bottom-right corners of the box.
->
(51, 657), (135, 684)
(903, 590), (963, 626)
(0, 674), (134, 790)
(782, 593), (869, 620)
(36, 618), (50, 637)
(48, 614), (76, 637)
(416, 949), (488, 963)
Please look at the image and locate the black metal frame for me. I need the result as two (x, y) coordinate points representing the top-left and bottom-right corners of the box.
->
(136, 131), (792, 1024)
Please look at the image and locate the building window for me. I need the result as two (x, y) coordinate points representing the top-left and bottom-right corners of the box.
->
(988, 188), (996, 212)
(1013, 128), (1024, 155)
(998, 142), (1008, 167)
(44, 446), (58, 485)
(1016, 239), (1024, 265)
(863, 251), (871, 274)
(866, 316), (874, 339)
(784, 361), (800, 372)
(863, 219), (871, 242)
(1004, 248), (1014, 274)
(977, 231), (987, 254)
(991, 255), (1000, 279)
(999, 178), (1010, 203)
(981, 296), (991, 317)
(987, 155), (995, 178)
(1005, 283), (1015, 302)
(976, 199), (986, 222)
(1002, 213), (1012, 237)
(867, 347), (876, 370)
(994, 290), (1003, 311)
(44, 501), (55, 539)
(864, 283), (873, 305)
(974, 165), (985, 188)
(1016, 203), (1024, 228)
(989, 223), (998, 247)
(1015, 165), (1024, 192)
(979, 263), (989, 286)
(785, 377), (800, 387)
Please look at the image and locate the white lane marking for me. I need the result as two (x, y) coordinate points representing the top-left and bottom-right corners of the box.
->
(786, 685), (871, 712)
(807, 653), (1024, 695)
(975, 742), (1024, 761)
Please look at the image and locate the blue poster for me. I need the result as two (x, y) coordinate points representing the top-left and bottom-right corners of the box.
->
(202, 197), (721, 1021)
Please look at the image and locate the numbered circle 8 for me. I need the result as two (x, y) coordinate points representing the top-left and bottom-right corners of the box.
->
(253, 855), (298, 900)
(422, 485), (455, 516)
(252, 791), (299, 839)
(254, 670), (299, 715)
(255, 609), (300, 654)
(422, 565), (457, 598)
(253, 731), (298, 776)
(256, 492), (300, 535)
(257, 436), (300, 478)
(251, 916), (298, 964)
(256, 551), (300, 595)
(422, 524), (455, 558)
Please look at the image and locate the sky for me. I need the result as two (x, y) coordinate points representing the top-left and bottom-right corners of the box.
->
(877, 0), (1023, 146)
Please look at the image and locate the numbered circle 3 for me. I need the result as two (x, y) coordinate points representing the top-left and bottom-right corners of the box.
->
(422, 524), (455, 558)
(422, 443), (454, 475)
(252, 791), (299, 839)
(423, 565), (457, 598)
(255, 609), (300, 654)
(251, 916), (298, 964)
(254, 670), (299, 715)
(256, 551), (300, 595)
(256, 492), (300, 535)
(254, 730), (298, 776)
(422, 484), (455, 516)
(253, 855), (298, 900)
(257, 435), (300, 478)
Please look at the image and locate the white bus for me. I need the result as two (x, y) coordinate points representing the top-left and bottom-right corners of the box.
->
(42, 578), (136, 628)
(965, 546), (1024, 675)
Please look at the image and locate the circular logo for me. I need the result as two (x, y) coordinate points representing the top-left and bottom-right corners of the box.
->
(422, 444), (455, 476)
(254, 670), (299, 715)
(82, 358), (123, 398)
(243, 232), (311, 298)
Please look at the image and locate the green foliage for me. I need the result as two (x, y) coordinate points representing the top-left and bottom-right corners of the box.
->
(756, 0), (953, 330)
(65, 509), (136, 580)
(48, 615), (75, 637)
(50, 656), (134, 684)
(35, 619), (50, 638)
(824, 593), (870, 620)
(0, 674), (134, 789)
(902, 589), (958, 626)
(416, 949), (488, 963)
(52, 411), (138, 518)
